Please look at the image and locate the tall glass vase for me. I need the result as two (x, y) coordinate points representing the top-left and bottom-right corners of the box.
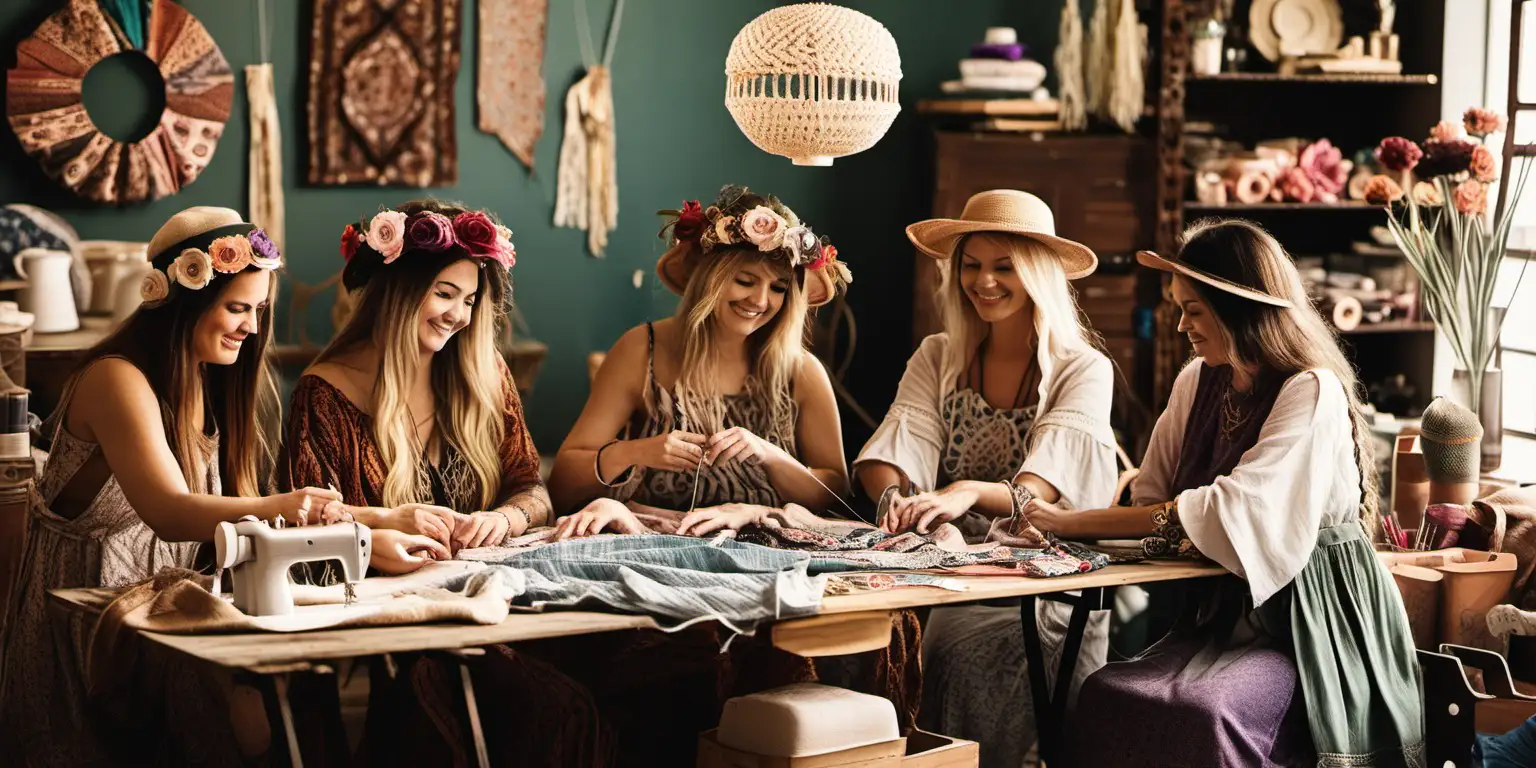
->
(1450, 367), (1502, 473)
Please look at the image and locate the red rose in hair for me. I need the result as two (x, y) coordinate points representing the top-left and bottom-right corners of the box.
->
(340, 224), (362, 261)
(808, 244), (836, 271)
(453, 211), (500, 257)
(673, 200), (705, 242)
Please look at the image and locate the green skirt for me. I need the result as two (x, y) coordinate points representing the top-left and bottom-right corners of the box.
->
(1261, 522), (1426, 767)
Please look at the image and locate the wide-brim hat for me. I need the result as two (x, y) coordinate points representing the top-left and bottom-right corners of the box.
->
(1135, 249), (1294, 308)
(656, 240), (839, 307)
(148, 206), (246, 264)
(904, 190), (1098, 279)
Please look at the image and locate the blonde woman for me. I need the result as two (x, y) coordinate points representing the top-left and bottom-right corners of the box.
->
(1042, 221), (1421, 767)
(854, 190), (1118, 767)
(547, 184), (852, 534)
(281, 199), (549, 546)
(0, 208), (347, 765)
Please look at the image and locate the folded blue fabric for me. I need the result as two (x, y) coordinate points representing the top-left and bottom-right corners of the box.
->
(1476, 716), (1536, 767)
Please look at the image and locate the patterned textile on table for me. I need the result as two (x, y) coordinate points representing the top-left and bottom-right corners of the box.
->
(732, 520), (1110, 577)
(7, 0), (233, 204)
(307, 0), (460, 187)
(477, 0), (547, 167)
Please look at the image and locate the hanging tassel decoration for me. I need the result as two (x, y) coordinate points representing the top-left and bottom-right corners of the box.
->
(1056, 0), (1087, 131)
(246, 0), (284, 249)
(1086, 0), (1112, 118)
(554, 0), (625, 258)
(1107, 0), (1146, 133)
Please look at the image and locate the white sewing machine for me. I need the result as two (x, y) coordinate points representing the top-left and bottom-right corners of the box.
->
(213, 517), (372, 617)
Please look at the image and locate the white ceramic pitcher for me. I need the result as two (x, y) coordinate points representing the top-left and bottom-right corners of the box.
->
(14, 248), (79, 333)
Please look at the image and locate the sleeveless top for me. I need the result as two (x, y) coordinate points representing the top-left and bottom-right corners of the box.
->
(608, 323), (799, 510)
(0, 356), (216, 761)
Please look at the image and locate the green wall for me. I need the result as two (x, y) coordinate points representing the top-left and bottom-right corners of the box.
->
(1, 0), (1060, 450)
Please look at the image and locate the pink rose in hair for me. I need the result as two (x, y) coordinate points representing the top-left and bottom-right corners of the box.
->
(408, 212), (457, 252)
(367, 211), (408, 263)
(492, 225), (517, 269)
(453, 211), (500, 257)
(740, 206), (787, 251)
(207, 235), (254, 274)
(1453, 179), (1487, 216)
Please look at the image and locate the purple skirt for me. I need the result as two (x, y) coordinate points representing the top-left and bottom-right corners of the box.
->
(1069, 634), (1311, 767)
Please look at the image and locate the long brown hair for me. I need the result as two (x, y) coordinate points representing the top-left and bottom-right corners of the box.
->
(1178, 219), (1380, 532)
(79, 270), (280, 498)
(318, 200), (510, 508)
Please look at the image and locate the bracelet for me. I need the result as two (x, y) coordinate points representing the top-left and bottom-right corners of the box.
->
(594, 439), (634, 488)
(1140, 499), (1199, 558)
(1008, 482), (1037, 520)
(876, 484), (902, 525)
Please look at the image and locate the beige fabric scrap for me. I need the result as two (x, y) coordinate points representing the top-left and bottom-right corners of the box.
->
(477, 0), (548, 168)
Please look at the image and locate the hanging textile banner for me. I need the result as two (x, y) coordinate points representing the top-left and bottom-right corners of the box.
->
(307, 0), (462, 187)
(6, 0), (233, 206)
(477, 0), (548, 169)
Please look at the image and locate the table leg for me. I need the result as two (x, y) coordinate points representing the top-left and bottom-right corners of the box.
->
(273, 673), (305, 768)
(452, 654), (492, 768)
(1020, 587), (1109, 768)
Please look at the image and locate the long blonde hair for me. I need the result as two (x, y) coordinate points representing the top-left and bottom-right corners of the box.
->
(318, 202), (509, 509)
(668, 247), (809, 446)
(1178, 219), (1380, 532)
(936, 232), (1101, 402)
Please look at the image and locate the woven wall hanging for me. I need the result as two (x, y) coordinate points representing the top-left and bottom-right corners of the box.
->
(724, 4), (903, 167)
(6, 0), (234, 206)
(307, 0), (462, 187)
(477, 0), (548, 169)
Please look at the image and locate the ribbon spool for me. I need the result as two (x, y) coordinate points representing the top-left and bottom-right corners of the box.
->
(1329, 296), (1363, 331)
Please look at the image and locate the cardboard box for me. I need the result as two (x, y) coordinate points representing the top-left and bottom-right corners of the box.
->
(696, 730), (978, 768)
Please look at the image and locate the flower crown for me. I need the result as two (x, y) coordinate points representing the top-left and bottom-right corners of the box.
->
(139, 224), (282, 306)
(659, 185), (848, 281)
(340, 208), (516, 270)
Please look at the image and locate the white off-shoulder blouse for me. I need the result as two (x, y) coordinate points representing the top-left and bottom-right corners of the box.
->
(1134, 359), (1363, 606)
(854, 333), (1119, 511)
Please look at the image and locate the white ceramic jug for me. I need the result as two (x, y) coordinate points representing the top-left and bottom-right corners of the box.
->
(111, 260), (153, 325)
(14, 248), (79, 333)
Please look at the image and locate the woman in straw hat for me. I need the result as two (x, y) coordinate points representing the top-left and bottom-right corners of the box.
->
(548, 184), (851, 536)
(0, 207), (353, 764)
(854, 189), (1119, 767)
(1029, 220), (1422, 766)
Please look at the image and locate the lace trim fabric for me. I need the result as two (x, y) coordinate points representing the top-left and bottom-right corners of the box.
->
(1316, 741), (1426, 768)
(938, 388), (1037, 487)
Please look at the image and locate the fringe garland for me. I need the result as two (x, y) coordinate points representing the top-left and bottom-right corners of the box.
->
(1107, 0), (1147, 133)
(553, 66), (618, 258)
(1056, 0), (1087, 131)
(245, 63), (285, 250)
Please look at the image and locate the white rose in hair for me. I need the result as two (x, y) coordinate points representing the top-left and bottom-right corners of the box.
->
(367, 210), (409, 263)
(171, 248), (214, 290)
(784, 226), (818, 265)
(139, 269), (170, 304)
(741, 206), (786, 251)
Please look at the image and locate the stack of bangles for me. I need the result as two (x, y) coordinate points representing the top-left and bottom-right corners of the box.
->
(1141, 499), (1200, 558)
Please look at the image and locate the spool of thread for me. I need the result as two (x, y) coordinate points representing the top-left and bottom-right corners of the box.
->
(0, 391), (28, 459)
(1329, 296), (1363, 331)
(1233, 171), (1273, 204)
(1424, 503), (1470, 549)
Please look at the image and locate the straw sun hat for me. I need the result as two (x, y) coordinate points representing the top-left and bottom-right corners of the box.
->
(904, 189), (1098, 279)
(148, 206), (247, 263)
(1134, 249), (1294, 308)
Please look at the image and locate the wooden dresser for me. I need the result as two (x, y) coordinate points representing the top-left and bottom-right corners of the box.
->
(916, 131), (1158, 385)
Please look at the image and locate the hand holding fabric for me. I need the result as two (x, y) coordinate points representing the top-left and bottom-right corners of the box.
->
(676, 503), (778, 536)
(884, 482), (979, 534)
(553, 498), (651, 540)
(370, 529), (450, 574)
(452, 510), (511, 550)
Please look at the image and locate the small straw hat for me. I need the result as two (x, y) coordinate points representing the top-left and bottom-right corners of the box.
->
(905, 190), (1097, 279)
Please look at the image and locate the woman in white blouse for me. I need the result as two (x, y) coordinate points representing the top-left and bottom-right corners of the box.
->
(853, 190), (1119, 767)
(1028, 220), (1422, 767)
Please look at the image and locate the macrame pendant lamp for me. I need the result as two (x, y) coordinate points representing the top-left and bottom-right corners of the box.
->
(724, 3), (902, 167)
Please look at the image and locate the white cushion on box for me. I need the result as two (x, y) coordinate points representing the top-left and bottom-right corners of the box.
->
(716, 683), (900, 758)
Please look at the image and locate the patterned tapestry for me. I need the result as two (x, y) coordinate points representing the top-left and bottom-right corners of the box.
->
(477, 0), (547, 168)
(308, 0), (462, 187)
(6, 0), (233, 205)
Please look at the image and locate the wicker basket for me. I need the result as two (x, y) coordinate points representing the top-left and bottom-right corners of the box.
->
(725, 4), (902, 166)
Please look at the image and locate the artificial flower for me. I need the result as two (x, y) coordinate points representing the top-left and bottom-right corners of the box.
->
(248, 229), (282, 269)
(1464, 107), (1507, 138)
(139, 269), (169, 304)
(1299, 139), (1349, 197)
(208, 235), (254, 273)
(453, 211), (500, 257)
(1375, 137), (1423, 173)
(1363, 175), (1404, 206)
(492, 225), (517, 269)
(673, 200), (705, 242)
(1454, 179), (1488, 216)
(741, 206), (787, 251)
(807, 243), (837, 272)
(367, 211), (408, 263)
(1413, 181), (1442, 206)
(783, 226), (819, 266)
(407, 212), (457, 252)
(340, 224), (362, 262)
(1276, 167), (1316, 203)
(1431, 120), (1464, 143)
(1471, 145), (1498, 183)
(1418, 139), (1476, 178)
(713, 215), (737, 245)
(172, 248), (213, 290)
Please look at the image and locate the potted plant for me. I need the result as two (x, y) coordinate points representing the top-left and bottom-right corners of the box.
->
(1365, 108), (1531, 472)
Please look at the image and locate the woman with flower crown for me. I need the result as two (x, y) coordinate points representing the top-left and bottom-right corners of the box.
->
(0, 207), (393, 765)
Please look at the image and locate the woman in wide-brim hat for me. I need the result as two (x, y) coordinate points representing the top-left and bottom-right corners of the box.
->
(1030, 219), (1422, 766)
(0, 206), (350, 764)
(854, 189), (1120, 766)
